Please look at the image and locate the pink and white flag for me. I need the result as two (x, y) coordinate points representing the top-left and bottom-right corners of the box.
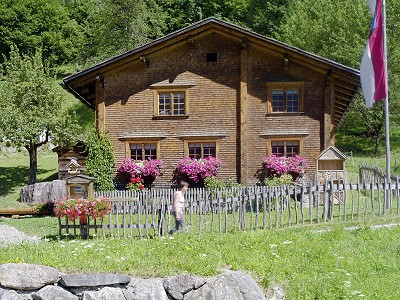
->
(360, 0), (387, 108)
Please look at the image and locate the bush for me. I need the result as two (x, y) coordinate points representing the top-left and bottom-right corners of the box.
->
(85, 130), (115, 191)
(263, 174), (294, 186)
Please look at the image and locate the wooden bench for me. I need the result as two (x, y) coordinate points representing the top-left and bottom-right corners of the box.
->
(0, 209), (52, 218)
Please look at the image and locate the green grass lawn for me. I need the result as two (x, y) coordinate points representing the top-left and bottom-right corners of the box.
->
(0, 148), (58, 209)
(1, 216), (400, 299)
(2, 139), (400, 298)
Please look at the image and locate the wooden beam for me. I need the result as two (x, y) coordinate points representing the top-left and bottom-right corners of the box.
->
(96, 76), (105, 134)
(324, 76), (335, 148)
(240, 43), (248, 184)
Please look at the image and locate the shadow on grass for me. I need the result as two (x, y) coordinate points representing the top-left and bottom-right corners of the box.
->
(0, 166), (58, 197)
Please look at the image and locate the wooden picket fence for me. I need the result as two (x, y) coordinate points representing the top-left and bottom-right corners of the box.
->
(58, 176), (400, 239)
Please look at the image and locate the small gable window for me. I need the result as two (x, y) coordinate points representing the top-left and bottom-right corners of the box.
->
(153, 87), (189, 117)
(267, 82), (304, 113)
(206, 52), (217, 62)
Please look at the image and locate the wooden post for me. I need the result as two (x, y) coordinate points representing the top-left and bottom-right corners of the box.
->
(96, 75), (105, 133)
(323, 74), (335, 148)
(240, 39), (248, 184)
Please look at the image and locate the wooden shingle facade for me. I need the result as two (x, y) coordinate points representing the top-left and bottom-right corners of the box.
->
(62, 18), (360, 186)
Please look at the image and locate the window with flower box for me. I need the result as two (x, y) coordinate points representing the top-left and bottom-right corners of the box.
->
(153, 87), (189, 117)
(267, 138), (303, 157)
(125, 141), (160, 160)
(185, 141), (218, 159)
(267, 82), (304, 113)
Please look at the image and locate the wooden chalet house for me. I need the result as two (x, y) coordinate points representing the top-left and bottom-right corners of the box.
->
(62, 18), (360, 187)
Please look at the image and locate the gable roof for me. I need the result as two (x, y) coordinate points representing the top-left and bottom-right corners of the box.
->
(62, 17), (360, 125)
(316, 145), (347, 161)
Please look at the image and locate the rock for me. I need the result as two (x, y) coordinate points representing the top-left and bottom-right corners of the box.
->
(32, 285), (78, 300)
(0, 263), (59, 290)
(59, 273), (131, 288)
(268, 286), (285, 300)
(82, 287), (125, 300)
(0, 225), (39, 246)
(163, 274), (206, 299)
(0, 288), (24, 300)
(218, 270), (266, 300)
(125, 278), (169, 300)
(20, 180), (67, 204)
(185, 271), (266, 300)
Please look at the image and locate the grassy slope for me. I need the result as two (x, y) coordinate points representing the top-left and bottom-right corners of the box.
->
(1, 219), (400, 299)
(0, 148), (58, 209)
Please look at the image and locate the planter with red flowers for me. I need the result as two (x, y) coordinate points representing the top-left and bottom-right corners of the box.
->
(117, 158), (164, 189)
(54, 197), (112, 239)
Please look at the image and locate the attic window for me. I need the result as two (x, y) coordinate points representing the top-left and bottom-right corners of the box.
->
(206, 53), (217, 62)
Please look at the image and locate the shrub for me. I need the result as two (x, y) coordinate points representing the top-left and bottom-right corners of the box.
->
(33, 200), (55, 215)
(263, 174), (294, 187)
(85, 130), (115, 191)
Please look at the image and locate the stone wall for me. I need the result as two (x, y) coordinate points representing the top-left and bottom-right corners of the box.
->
(0, 263), (285, 300)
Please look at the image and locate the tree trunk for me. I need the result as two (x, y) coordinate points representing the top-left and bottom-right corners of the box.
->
(26, 132), (49, 185)
(374, 131), (381, 156)
(28, 143), (38, 185)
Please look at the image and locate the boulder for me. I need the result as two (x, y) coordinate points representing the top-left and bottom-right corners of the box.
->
(125, 278), (169, 300)
(82, 287), (125, 300)
(185, 271), (266, 300)
(32, 285), (78, 300)
(163, 274), (206, 299)
(0, 263), (59, 290)
(20, 180), (66, 204)
(59, 273), (131, 288)
(0, 288), (24, 300)
(217, 270), (266, 300)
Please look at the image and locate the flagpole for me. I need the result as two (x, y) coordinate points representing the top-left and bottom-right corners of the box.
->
(382, 0), (391, 203)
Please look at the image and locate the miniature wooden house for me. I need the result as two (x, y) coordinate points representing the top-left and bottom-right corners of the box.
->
(315, 146), (347, 184)
(53, 141), (88, 180)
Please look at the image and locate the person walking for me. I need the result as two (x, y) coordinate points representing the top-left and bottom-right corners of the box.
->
(169, 181), (189, 235)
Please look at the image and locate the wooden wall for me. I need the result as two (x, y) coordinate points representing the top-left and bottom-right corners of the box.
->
(99, 31), (327, 186)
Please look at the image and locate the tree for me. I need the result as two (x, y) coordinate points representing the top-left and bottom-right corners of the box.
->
(279, 0), (400, 155)
(156, 0), (291, 37)
(0, 47), (80, 184)
(279, 0), (369, 68)
(79, 0), (167, 66)
(0, 0), (84, 68)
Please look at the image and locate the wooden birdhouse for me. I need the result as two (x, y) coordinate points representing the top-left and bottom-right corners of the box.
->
(67, 157), (81, 175)
(315, 146), (347, 184)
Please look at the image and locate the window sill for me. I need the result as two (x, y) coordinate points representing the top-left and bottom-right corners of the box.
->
(265, 112), (304, 117)
(153, 115), (190, 120)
